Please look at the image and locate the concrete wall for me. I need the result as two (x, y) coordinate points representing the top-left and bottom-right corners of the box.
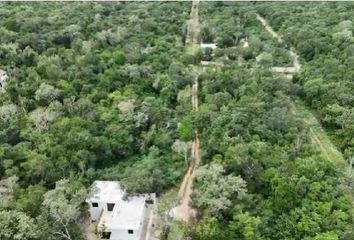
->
(88, 201), (103, 221)
(88, 200), (121, 221)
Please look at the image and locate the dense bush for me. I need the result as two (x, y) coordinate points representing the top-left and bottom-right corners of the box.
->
(0, 2), (190, 239)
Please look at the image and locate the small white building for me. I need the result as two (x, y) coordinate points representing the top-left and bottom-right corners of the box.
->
(0, 69), (9, 92)
(86, 181), (155, 240)
(200, 43), (217, 51)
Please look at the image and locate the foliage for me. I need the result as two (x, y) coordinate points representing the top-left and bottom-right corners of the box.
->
(193, 163), (247, 217)
(41, 179), (86, 240)
(0, 210), (38, 240)
(189, 3), (354, 240)
(0, 2), (190, 239)
(1, 2), (354, 240)
(256, 2), (354, 153)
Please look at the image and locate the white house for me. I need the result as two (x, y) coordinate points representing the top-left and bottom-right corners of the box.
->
(0, 69), (9, 92)
(86, 181), (155, 240)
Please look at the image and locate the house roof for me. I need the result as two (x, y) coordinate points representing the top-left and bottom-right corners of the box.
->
(99, 195), (146, 230)
(87, 181), (124, 203)
(88, 180), (155, 231)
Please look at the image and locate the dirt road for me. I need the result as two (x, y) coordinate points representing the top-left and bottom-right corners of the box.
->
(186, 0), (200, 46)
(173, 0), (201, 223)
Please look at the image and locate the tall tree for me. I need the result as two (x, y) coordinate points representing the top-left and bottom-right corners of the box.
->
(41, 179), (86, 240)
(193, 163), (247, 217)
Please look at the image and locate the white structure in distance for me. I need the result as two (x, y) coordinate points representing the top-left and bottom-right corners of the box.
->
(200, 42), (217, 50)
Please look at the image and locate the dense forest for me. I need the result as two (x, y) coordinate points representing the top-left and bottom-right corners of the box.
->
(0, 2), (192, 239)
(1, 2), (354, 240)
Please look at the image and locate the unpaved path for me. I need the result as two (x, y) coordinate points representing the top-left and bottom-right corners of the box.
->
(173, 0), (201, 223)
(256, 14), (283, 44)
(293, 101), (344, 163)
(186, 0), (200, 47)
(256, 13), (343, 163)
(80, 217), (97, 240)
(256, 14), (301, 72)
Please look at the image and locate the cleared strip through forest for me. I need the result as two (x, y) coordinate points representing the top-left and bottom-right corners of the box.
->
(173, 0), (201, 223)
(256, 14), (344, 163)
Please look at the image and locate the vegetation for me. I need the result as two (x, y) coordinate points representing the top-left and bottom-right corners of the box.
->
(199, 3), (292, 66)
(187, 2), (354, 240)
(1, 2), (354, 240)
(0, 2), (191, 239)
(256, 2), (354, 155)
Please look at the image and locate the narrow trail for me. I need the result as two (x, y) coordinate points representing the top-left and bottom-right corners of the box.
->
(256, 13), (343, 163)
(256, 14), (301, 72)
(173, 0), (201, 223)
(256, 14), (283, 44)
